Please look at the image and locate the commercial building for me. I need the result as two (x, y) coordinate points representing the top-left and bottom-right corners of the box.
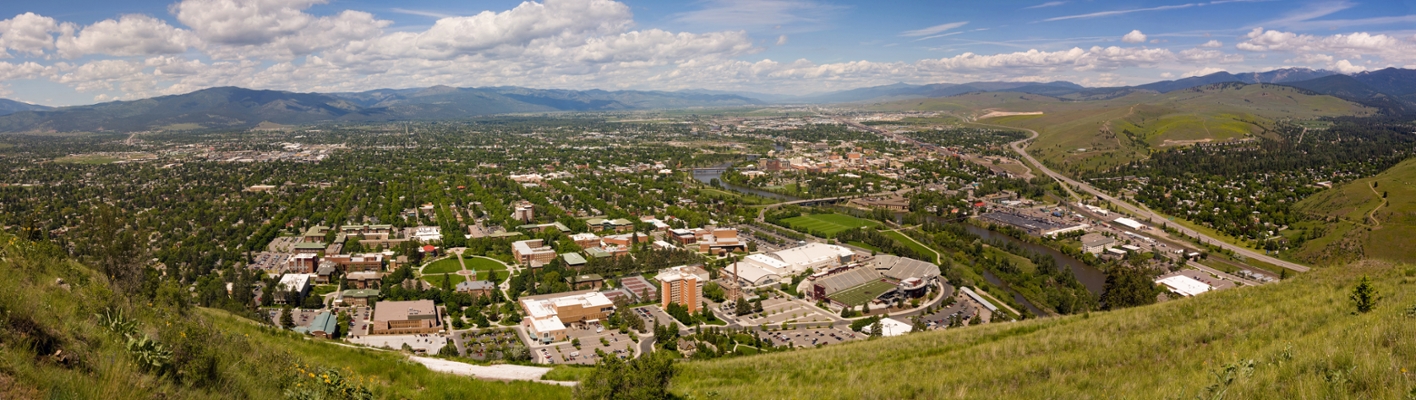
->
(275, 273), (314, 305)
(345, 271), (382, 289)
(412, 226), (443, 243)
(1155, 274), (1214, 297)
(369, 300), (442, 335)
(980, 212), (1089, 237)
(1111, 217), (1145, 230)
(455, 280), (497, 297)
(519, 290), (616, 343)
(655, 265), (709, 313)
(586, 218), (634, 233)
(567, 274), (605, 291)
(340, 289), (380, 307)
(325, 253), (384, 272)
(1079, 233), (1117, 254)
(861, 317), (912, 337)
(697, 228), (746, 255)
(295, 311), (338, 339)
(569, 233), (600, 249)
(512, 239), (558, 266)
(513, 204), (535, 223)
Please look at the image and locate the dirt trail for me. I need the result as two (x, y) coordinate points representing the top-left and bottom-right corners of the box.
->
(1367, 182), (1387, 228)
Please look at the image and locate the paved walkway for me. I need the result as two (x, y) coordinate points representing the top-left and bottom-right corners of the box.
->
(407, 356), (575, 387)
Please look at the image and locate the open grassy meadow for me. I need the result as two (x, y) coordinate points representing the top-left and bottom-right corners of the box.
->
(0, 235), (571, 399)
(875, 84), (1373, 173)
(1294, 157), (1416, 265)
(780, 213), (882, 237)
(673, 260), (1416, 399)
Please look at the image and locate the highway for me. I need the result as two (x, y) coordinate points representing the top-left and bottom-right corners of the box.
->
(982, 122), (1311, 273)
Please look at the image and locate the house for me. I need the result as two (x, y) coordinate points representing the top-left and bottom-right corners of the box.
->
(656, 265), (710, 312)
(519, 290), (615, 343)
(345, 271), (383, 289)
(455, 280), (497, 297)
(512, 239), (558, 266)
(1079, 233), (1116, 254)
(341, 289), (380, 307)
(369, 300), (442, 335)
(567, 274), (605, 290)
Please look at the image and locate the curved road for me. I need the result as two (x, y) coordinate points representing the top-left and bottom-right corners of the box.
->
(982, 123), (1311, 273)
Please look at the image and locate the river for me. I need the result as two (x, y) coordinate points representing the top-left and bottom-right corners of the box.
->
(691, 163), (800, 201)
(963, 224), (1107, 296)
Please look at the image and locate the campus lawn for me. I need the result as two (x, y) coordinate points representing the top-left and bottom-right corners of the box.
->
(423, 273), (467, 288)
(780, 213), (881, 237)
(423, 257), (464, 274)
(880, 230), (938, 261)
(465, 256), (510, 273)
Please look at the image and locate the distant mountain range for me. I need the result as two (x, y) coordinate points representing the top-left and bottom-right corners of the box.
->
(0, 99), (52, 117)
(0, 86), (761, 133)
(0, 67), (1413, 133)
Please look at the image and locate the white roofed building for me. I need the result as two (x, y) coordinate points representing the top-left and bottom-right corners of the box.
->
(519, 290), (615, 343)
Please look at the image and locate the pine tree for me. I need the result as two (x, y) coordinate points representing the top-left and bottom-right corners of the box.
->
(280, 307), (295, 329)
(1351, 276), (1378, 313)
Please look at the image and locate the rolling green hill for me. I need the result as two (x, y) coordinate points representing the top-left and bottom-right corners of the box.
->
(0, 235), (570, 399)
(872, 83), (1374, 173)
(1293, 157), (1416, 265)
(672, 260), (1416, 399)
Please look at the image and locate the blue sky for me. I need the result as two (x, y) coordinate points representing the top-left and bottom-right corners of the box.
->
(0, 0), (1413, 105)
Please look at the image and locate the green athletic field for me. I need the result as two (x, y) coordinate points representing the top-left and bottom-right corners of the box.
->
(422, 258), (463, 274)
(780, 213), (881, 237)
(829, 280), (896, 307)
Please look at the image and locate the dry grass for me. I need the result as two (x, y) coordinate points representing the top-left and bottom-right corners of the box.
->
(673, 260), (1416, 399)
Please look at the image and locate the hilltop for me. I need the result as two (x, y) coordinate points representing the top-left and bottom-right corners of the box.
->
(672, 259), (1415, 399)
(0, 235), (570, 399)
(872, 83), (1373, 172)
(1294, 157), (1416, 265)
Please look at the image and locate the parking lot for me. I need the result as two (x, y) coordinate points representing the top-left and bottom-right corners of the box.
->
(760, 326), (861, 348)
(739, 297), (837, 329)
(248, 251), (291, 272)
(536, 322), (637, 365)
(347, 306), (371, 337)
(632, 306), (682, 329)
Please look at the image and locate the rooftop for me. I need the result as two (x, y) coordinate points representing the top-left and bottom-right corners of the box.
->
(372, 299), (437, 322)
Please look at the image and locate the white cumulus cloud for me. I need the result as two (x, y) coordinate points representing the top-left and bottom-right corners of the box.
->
(55, 15), (199, 58)
(1122, 30), (1147, 44)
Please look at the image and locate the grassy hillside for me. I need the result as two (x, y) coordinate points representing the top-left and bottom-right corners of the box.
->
(0, 235), (570, 399)
(1293, 157), (1416, 265)
(672, 260), (1416, 399)
(871, 83), (1373, 172)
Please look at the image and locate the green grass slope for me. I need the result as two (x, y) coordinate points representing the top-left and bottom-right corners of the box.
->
(1294, 157), (1416, 265)
(872, 84), (1373, 172)
(0, 236), (570, 399)
(673, 260), (1416, 399)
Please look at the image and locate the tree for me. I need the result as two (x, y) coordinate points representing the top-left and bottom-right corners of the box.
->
(868, 318), (883, 338)
(280, 307), (295, 329)
(574, 351), (677, 400)
(1099, 267), (1159, 310)
(1351, 276), (1378, 313)
(735, 298), (752, 316)
(438, 342), (460, 357)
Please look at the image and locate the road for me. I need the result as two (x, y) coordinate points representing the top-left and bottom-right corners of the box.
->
(986, 123), (1311, 273)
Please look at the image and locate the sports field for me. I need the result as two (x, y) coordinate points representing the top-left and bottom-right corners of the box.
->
(829, 280), (896, 307)
(779, 213), (881, 237)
